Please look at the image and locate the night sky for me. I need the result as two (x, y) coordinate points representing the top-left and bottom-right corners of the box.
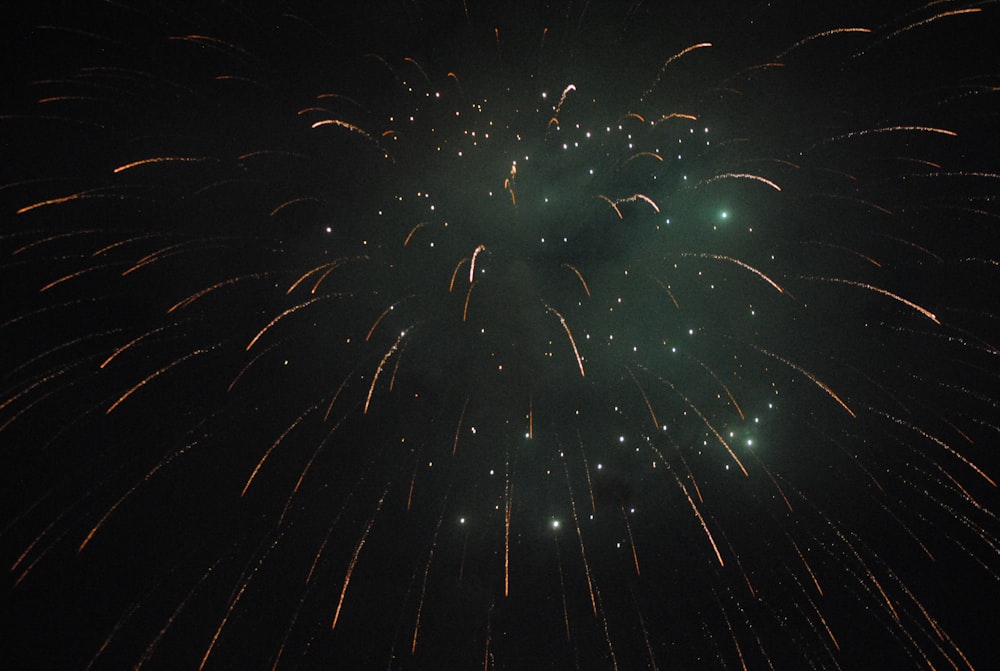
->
(3, 1), (999, 669)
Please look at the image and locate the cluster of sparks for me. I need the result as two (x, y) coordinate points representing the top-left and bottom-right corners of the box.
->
(3, 2), (999, 670)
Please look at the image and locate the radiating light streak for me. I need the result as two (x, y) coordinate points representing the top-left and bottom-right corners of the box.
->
(703, 172), (781, 191)
(403, 222), (427, 247)
(270, 196), (320, 218)
(331, 488), (388, 630)
(669, 466), (724, 566)
(562, 460), (596, 614)
(411, 508), (447, 654)
(366, 296), (411, 341)
(777, 27), (871, 59)
(130, 560), (221, 671)
(554, 83), (576, 114)
(277, 419), (346, 526)
(199, 533), (285, 671)
(554, 534), (571, 641)
(653, 112), (698, 126)
(683, 252), (785, 294)
(363, 331), (407, 414)
(804, 276), (939, 324)
(170, 274), (263, 312)
(546, 305), (585, 376)
(748, 344), (856, 418)
(641, 42), (713, 102)
(561, 263), (591, 297)
(16, 189), (118, 214)
(246, 294), (334, 350)
(875, 409), (996, 487)
(626, 366), (660, 429)
(106, 346), (216, 413)
(790, 537), (823, 596)
(452, 395), (470, 455)
(11, 229), (97, 254)
(618, 192), (660, 213)
(881, 8), (982, 46)
(448, 258), (468, 292)
(462, 279), (477, 322)
(655, 374), (749, 476)
(503, 451), (513, 597)
(112, 156), (210, 173)
(79, 440), (198, 551)
(596, 194), (623, 219)
(311, 118), (381, 148)
(621, 506), (641, 576)
(241, 402), (321, 497)
(469, 244), (486, 283)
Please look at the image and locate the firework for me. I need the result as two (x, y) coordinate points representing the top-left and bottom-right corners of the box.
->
(3, 2), (998, 669)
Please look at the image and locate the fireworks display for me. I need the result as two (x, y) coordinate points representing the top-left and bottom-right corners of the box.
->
(3, 1), (999, 669)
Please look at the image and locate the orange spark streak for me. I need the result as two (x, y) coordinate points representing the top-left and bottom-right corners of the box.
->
(804, 276), (939, 324)
(653, 277), (680, 308)
(596, 194), (623, 219)
(366, 297), (409, 341)
(39, 265), (109, 292)
(453, 395), (470, 455)
(449, 258), (468, 292)
(670, 468), (724, 566)
(406, 461), (418, 511)
(121, 241), (191, 276)
(625, 151), (663, 165)
(242, 403), (320, 497)
(469, 244), (486, 283)
(80, 442), (196, 551)
(16, 191), (96, 215)
(684, 252), (785, 294)
(618, 193), (660, 213)
(777, 27), (871, 59)
(653, 112), (698, 126)
(876, 409), (996, 487)
(626, 366), (660, 429)
(554, 84), (576, 114)
(246, 294), (332, 350)
(403, 222), (427, 247)
(331, 489), (388, 630)
(199, 534), (283, 671)
(621, 507), (641, 576)
(749, 344), (856, 417)
(170, 274), (260, 312)
(278, 420), (345, 527)
(112, 156), (209, 173)
(790, 538), (823, 596)
(560, 263), (591, 297)
(462, 280), (476, 321)
(883, 8), (981, 45)
(642, 42), (713, 102)
(546, 305), (585, 376)
(311, 118), (378, 144)
(656, 375), (749, 476)
(100, 325), (174, 368)
(504, 454), (513, 597)
(692, 356), (745, 420)
(286, 261), (345, 295)
(364, 331), (407, 414)
(704, 172), (781, 191)
(106, 347), (214, 413)
(528, 395), (533, 439)
(563, 460), (597, 614)
(554, 537), (571, 641)
(411, 510), (446, 654)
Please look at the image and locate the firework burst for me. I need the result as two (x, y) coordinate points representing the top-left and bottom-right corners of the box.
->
(3, 2), (999, 669)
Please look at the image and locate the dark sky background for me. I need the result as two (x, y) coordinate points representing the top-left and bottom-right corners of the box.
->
(3, 1), (999, 669)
